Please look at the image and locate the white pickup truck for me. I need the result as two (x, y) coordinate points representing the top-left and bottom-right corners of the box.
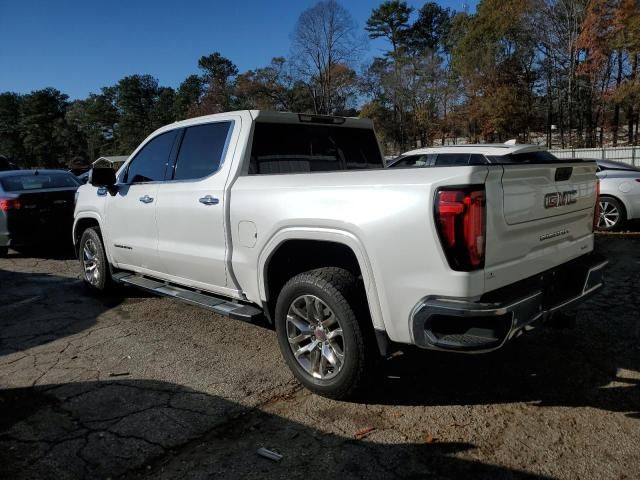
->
(73, 111), (607, 399)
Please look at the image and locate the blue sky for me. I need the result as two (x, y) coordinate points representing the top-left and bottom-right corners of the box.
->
(0, 0), (477, 99)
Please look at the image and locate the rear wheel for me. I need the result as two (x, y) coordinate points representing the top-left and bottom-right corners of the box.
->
(79, 227), (112, 293)
(598, 196), (626, 231)
(274, 267), (375, 399)
(0, 246), (7, 257)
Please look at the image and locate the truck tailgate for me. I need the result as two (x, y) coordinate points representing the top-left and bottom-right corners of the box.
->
(483, 161), (598, 293)
(502, 163), (596, 224)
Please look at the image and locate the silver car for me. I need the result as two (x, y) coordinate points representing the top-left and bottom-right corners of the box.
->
(597, 160), (640, 231)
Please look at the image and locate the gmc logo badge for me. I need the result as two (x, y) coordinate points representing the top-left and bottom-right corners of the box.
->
(544, 190), (577, 209)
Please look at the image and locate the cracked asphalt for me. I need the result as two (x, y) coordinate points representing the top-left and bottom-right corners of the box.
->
(0, 237), (638, 479)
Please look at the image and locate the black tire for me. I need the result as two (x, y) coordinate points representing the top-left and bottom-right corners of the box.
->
(78, 227), (113, 293)
(274, 267), (376, 400)
(598, 196), (626, 231)
(0, 246), (8, 257)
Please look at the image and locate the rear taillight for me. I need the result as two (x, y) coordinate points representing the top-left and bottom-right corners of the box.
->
(0, 198), (21, 212)
(593, 179), (600, 232)
(434, 187), (486, 271)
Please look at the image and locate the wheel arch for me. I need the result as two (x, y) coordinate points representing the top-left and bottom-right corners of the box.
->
(257, 228), (385, 334)
(73, 214), (113, 264)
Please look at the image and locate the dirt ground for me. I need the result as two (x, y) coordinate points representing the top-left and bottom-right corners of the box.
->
(0, 237), (638, 479)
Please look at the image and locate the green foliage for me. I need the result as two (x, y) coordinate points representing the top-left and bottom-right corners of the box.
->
(176, 75), (203, 119)
(65, 93), (118, 162)
(360, 100), (395, 148)
(363, 1), (457, 152)
(19, 88), (69, 167)
(197, 52), (239, 114)
(407, 2), (452, 53)
(450, 0), (538, 141)
(365, 1), (413, 52)
(0, 93), (24, 161)
(198, 52), (239, 81)
(152, 87), (177, 130)
(112, 75), (164, 153)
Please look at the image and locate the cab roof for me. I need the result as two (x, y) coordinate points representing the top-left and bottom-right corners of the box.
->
(155, 110), (373, 134)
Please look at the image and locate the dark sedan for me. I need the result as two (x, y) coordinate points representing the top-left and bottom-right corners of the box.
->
(0, 170), (81, 256)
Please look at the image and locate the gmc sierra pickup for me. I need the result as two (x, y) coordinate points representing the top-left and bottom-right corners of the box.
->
(73, 110), (607, 399)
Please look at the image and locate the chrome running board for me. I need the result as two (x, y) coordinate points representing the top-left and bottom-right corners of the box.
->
(112, 272), (263, 322)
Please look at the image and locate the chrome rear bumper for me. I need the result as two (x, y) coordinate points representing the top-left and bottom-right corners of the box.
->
(410, 254), (608, 352)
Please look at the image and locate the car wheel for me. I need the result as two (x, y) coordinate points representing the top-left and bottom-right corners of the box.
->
(0, 246), (7, 257)
(598, 196), (626, 231)
(79, 227), (112, 292)
(274, 267), (375, 400)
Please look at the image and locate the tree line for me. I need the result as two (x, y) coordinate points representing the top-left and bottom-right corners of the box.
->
(1, 0), (639, 168)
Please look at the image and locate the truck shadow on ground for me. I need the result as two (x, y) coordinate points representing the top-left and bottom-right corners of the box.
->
(0, 379), (552, 480)
(6, 242), (77, 260)
(373, 334), (640, 418)
(369, 237), (640, 418)
(0, 269), (150, 357)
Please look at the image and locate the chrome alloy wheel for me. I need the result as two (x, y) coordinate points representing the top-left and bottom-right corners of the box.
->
(598, 200), (620, 229)
(82, 238), (100, 286)
(286, 294), (345, 380)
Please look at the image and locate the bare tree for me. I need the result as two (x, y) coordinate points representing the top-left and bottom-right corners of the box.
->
(534, 0), (588, 147)
(291, 0), (363, 114)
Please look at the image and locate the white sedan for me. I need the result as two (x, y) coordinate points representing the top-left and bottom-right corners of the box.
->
(596, 160), (640, 230)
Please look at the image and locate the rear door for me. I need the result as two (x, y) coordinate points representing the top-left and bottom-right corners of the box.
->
(155, 120), (235, 293)
(105, 130), (178, 272)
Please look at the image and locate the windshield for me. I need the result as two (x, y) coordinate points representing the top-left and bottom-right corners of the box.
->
(0, 172), (80, 192)
(249, 123), (383, 174)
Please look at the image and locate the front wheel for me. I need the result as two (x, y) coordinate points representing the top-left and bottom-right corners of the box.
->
(274, 267), (375, 399)
(79, 227), (112, 293)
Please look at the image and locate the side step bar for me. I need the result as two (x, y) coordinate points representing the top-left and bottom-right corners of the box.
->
(112, 272), (263, 322)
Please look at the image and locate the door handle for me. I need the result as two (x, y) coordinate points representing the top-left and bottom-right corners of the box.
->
(199, 195), (219, 206)
(139, 195), (154, 204)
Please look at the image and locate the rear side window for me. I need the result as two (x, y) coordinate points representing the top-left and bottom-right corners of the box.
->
(125, 130), (178, 183)
(0, 172), (80, 191)
(249, 123), (383, 174)
(389, 154), (435, 168)
(173, 122), (232, 181)
(434, 153), (487, 166)
(435, 153), (470, 166)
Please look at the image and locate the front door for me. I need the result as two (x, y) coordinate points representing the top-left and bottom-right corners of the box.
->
(105, 129), (179, 273)
(105, 183), (159, 270)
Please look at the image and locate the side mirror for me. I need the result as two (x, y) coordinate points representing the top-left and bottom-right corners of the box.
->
(90, 168), (117, 187)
